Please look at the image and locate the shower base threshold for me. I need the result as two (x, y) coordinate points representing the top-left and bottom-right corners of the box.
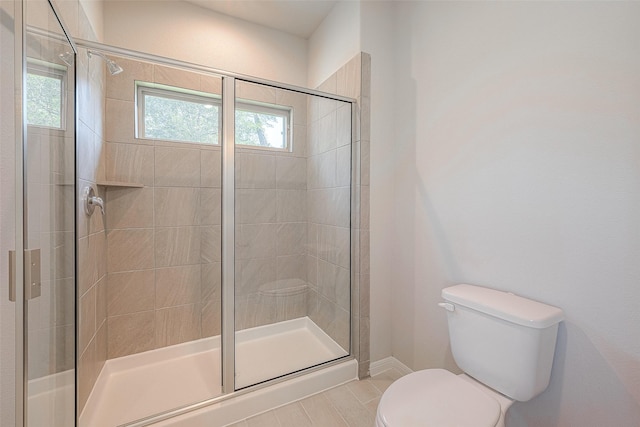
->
(81, 317), (349, 427)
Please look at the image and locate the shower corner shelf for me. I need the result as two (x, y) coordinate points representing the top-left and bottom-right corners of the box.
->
(96, 180), (144, 188)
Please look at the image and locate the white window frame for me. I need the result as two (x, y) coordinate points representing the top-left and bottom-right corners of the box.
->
(136, 82), (222, 144)
(26, 59), (67, 130)
(135, 82), (292, 151)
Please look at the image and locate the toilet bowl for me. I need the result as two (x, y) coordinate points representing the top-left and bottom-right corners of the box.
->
(375, 369), (513, 427)
(375, 284), (563, 427)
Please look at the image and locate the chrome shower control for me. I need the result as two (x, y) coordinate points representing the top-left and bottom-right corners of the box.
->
(83, 186), (105, 216)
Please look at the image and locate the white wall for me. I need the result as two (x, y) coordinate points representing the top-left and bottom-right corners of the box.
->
(389, 1), (640, 426)
(103, 0), (308, 87)
(307, 0), (360, 88)
(79, 0), (104, 40)
(359, 1), (395, 364)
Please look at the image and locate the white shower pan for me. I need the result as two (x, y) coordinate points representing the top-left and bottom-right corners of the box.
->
(81, 317), (353, 427)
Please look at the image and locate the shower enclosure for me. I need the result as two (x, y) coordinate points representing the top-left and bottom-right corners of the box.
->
(3, 1), (369, 426)
(74, 47), (354, 426)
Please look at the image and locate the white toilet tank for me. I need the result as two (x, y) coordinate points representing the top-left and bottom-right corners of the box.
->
(441, 284), (564, 402)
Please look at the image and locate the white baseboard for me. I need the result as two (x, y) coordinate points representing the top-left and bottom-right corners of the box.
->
(369, 357), (413, 377)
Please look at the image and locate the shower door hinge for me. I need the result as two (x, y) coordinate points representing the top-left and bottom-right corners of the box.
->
(9, 249), (41, 301)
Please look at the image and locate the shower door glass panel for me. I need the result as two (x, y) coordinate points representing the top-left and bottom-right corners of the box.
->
(234, 80), (351, 389)
(76, 50), (224, 426)
(24, 1), (76, 425)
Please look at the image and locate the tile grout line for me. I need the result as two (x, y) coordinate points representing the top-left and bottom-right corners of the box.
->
(229, 371), (395, 426)
(320, 390), (352, 427)
(335, 381), (374, 425)
(297, 399), (315, 426)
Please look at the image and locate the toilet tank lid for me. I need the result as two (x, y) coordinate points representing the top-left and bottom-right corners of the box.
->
(442, 284), (564, 329)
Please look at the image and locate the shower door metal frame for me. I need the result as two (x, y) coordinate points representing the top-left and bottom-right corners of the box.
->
(221, 76), (236, 394)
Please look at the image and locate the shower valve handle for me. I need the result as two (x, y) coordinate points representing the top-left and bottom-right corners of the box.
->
(83, 186), (105, 216)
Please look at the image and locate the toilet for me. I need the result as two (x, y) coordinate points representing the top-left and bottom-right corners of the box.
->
(376, 284), (564, 427)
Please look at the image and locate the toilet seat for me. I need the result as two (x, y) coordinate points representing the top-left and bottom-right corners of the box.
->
(376, 369), (502, 427)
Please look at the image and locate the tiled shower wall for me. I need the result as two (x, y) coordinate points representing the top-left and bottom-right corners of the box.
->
(73, 16), (108, 413)
(234, 81), (312, 331)
(76, 45), (108, 411)
(306, 93), (352, 351)
(102, 69), (314, 357)
(316, 53), (371, 378)
(103, 59), (223, 359)
(100, 54), (369, 377)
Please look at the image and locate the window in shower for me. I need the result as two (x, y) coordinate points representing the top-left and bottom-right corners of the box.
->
(137, 83), (221, 144)
(235, 101), (291, 151)
(137, 82), (291, 150)
(26, 61), (66, 129)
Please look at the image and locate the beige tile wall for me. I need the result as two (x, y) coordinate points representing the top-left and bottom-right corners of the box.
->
(104, 66), (313, 356)
(232, 59), (365, 359)
(103, 57), (223, 359)
(306, 81), (353, 353)
(74, 11), (109, 413)
(234, 81), (310, 331)
(313, 53), (371, 378)
(100, 54), (369, 380)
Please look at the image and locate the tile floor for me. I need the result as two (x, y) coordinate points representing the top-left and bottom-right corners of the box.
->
(225, 368), (405, 427)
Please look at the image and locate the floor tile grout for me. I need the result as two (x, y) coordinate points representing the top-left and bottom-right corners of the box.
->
(234, 368), (401, 427)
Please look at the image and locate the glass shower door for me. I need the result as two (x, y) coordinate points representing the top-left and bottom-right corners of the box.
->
(233, 80), (351, 389)
(23, 1), (76, 426)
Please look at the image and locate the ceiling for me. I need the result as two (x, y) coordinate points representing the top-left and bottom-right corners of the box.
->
(184, 0), (338, 39)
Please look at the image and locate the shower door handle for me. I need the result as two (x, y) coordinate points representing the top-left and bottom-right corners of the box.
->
(8, 249), (41, 301)
(24, 249), (41, 300)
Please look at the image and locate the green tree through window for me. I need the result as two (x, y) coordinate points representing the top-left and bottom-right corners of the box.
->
(143, 94), (219, 144)
(235, 109), (285, 148)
